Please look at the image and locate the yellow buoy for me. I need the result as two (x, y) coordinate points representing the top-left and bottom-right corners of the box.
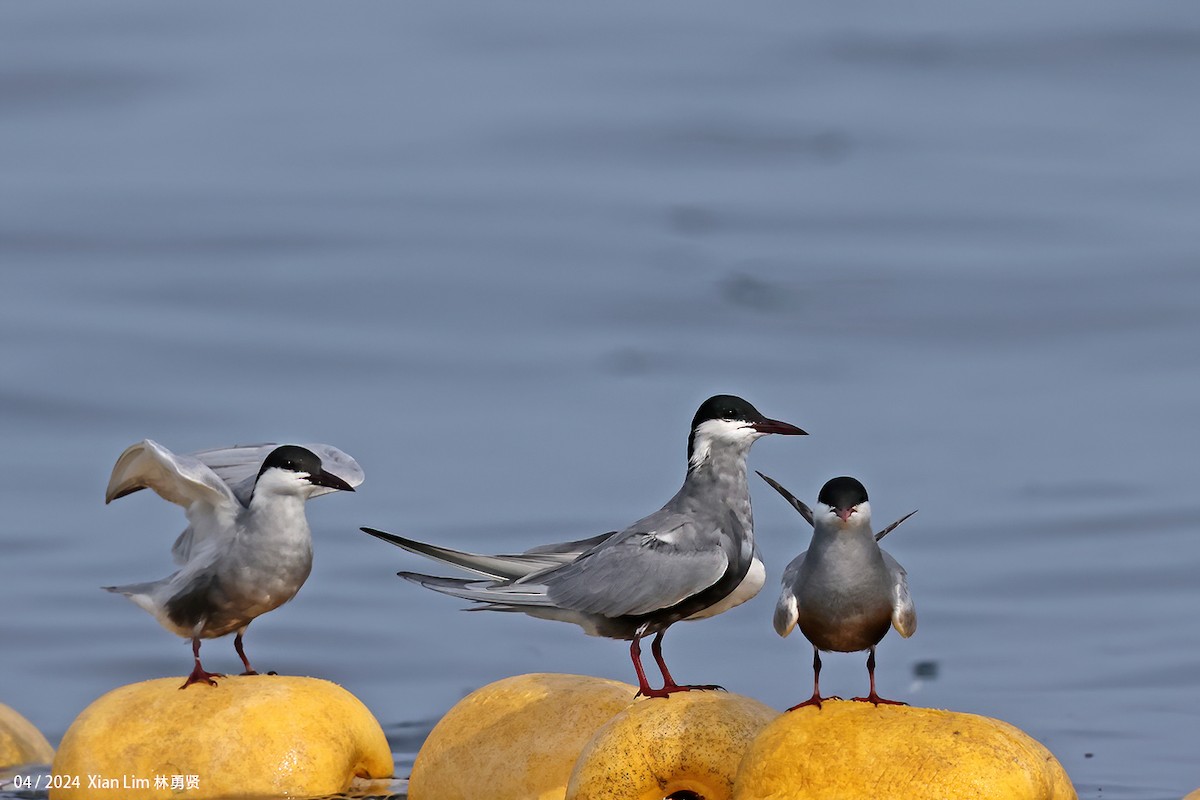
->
(733, 700), (1076, 800)
(409, 673), (638, 800)
(50, 676), (392, 800)
(567, 690), (779, 800)
(0, 702), (54, 769)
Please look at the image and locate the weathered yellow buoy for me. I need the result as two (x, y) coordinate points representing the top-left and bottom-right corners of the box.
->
(50, 676), (392, 800)
(567, 690), (779, 800)
(409, 673), (638, 800)
(0, 702), (54, 769)
(733, 700), (1076, 800)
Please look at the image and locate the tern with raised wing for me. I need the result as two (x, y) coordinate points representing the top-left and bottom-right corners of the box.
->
(104, 440), (362, 688)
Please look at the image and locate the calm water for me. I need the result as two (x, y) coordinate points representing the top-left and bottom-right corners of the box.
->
(2, 3), (1199, 799)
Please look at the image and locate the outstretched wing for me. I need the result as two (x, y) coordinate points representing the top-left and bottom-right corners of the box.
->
(192, 442), (364, 506)
(882, 549), (916, 638)
(106, 439), (237, 511)
(772, 552), (806, 637)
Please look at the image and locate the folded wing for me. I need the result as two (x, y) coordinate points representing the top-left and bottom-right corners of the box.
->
(539, 519), (730, 618)
(882, 549), (916, 638)
(372, 515), (729, 622)
(773, 552), (805, 637)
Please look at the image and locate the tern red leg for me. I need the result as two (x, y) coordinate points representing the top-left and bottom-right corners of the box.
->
(179, 637), (223, 689)
(630, 633), (671, 698)
(787, 647), (841, 711)
(631, 630), (724, 698)
(234, 631), (258, 676)
(851, 646), (906, 706)
(650, 630), (723, 694)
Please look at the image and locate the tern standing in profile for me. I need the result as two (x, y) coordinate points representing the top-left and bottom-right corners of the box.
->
(104, 440), (363, 688)
(765, 474), (916, 709)
(363, 394), (806, 698)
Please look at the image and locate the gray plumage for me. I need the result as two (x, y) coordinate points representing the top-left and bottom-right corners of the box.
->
(774, 529), (915, 649)
(104, 439), (361, 687)
(364, 394), (805, 697)
(761, 474), (916, 708)
(378, 469), (755, 639)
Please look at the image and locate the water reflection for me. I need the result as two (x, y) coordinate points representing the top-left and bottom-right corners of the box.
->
(2, 2), (1200, 799)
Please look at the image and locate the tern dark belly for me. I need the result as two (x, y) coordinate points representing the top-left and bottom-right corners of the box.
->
(165, 575), (223, 633)
(797, 596), (893, 653)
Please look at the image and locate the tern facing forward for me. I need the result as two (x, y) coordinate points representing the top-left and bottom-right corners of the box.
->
(104, 440), (362, 688)
(767, 475), (916, 709)
(363, 394), (806, 698)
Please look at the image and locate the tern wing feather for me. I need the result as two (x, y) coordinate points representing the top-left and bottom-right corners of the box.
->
(773, 552), (806, 637)
(296, 443), (365, 495)
(882, 549), (916, 638)
(192, 443), (364, 506)
(362, 527), (583, 580)
(171, 527), (199, 565)
(522, 531), (617, 556)
(540, 513), (730, 618)
(756, 472), (815, 526)
(875, 510), (918, 542)
(106, 440), (237, 511)
(396, 572), (559, 606)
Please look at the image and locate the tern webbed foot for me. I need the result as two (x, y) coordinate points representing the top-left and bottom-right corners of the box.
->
(786, 693), (841, 711)
(668, 683), (726, 693)
(633, 629), (726, 698)
(180, 637), (223, 688)
(635, 683), (726, 699)
(785, 648), (841, 710)
(851, 692), (906, 706)
(180, 664), (224, 689)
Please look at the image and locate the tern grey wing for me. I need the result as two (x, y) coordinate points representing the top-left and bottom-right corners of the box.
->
(522, 531), (617, 556)
(756, 472), (814, 526)
(192, 443), (365, 506)
(875, 510), (918, 542)
(106, 440), (238, 510)
(397, 571), (558, 606)
(171, 526), (198, 565)
(881, 549), (916, 638)
(361, 527), (584, 581)
(773, 551), (806, 637)
(539, 516), (730, 618)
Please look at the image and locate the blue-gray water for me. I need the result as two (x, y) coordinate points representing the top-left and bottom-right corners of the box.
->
(2, 3), (1199, 798)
